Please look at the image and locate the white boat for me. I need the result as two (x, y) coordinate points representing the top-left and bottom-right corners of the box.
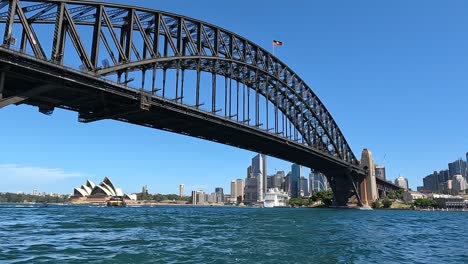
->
(263, 188), (289, 208)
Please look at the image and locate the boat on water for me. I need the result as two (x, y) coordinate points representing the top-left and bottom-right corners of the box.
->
(107, 197), (126, 207)
(264, 188), (289, 208)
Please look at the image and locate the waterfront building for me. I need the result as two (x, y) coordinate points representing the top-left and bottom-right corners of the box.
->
(191, 190), (206, 205)
(300, 176), (309, 197)
(431, 194), (465, 209)
(179, 184), (184, 197)
(309, 169), (328, 193)
(215, 187), (224, 204)
(290, 164), (301, 198)
(395, 176), (409, 190)
(402, 191), (426, 203)
(452, 175), (466, 194)
(360, 149), (378, 204)
(235, 179), (244, 203)
(263, 188), (289, 208)
(375, 165), (386, 180)
(71, 177), (125, 205)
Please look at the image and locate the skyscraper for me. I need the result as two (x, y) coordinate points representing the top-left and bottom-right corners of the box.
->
(300, 176), (309, 197)
(235, 179), (244, 203)
(375, 165), (386, 180)
(215, 187), (224, 204)
(448, 159), (467, 179)
(290, 164), (301, 198)
(230, 181), (236, 198)
(179, 184), (184, 197)
(395, 176), (409, 190)
(251, 154), (267, 202)
(309, 169), (328, 193)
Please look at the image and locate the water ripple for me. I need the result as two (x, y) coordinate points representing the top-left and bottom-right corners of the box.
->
(0, 205), (467, 263)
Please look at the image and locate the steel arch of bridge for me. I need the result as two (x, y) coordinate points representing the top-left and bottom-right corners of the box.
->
(0, 0), (359, 166)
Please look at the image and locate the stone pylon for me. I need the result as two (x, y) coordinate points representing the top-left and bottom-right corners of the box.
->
(360, 149), (378, 205)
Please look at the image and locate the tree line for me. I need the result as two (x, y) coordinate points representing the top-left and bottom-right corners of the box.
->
(0, 192), (69, 203)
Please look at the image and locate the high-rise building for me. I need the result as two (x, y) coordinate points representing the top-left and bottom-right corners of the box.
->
(267, 171), (285, 190)
(375, 165), (386, 180)
(290, 164), (301, 198)
(215, 187), (224, 203)
(300, 176), (309, 197)
(142, 185), (148, 194)
(448, 159), (467, 179)
(283, 172), (291, 194)
(244, 177), (258, 204)
(309, 169), (328, 193)
(395, 176), (409, 190)
(235, 179), (244, 203)
(452, 175), (467, 194)
(231, 181), (236, 198)
(251, 154), (267, 202)
(192, 190), (205, 205)
(423, 172), (438, 192)
(179, 184), (184, 197)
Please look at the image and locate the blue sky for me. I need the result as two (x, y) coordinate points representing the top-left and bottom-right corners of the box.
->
(1, 0), (467, 194)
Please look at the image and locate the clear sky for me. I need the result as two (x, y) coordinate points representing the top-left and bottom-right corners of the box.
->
(1, 0), (467, 195)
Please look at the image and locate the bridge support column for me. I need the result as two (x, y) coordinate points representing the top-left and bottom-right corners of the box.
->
(359, 148), (378, 206)
(327, 168), (364, 207)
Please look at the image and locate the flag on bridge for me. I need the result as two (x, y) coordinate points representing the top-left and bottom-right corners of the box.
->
(273, 40), (283, 46)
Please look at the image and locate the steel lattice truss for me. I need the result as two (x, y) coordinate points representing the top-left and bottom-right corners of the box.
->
(0, 0), (359, 165)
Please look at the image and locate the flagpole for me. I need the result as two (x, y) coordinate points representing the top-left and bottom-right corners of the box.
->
(272, 41), (275, 56)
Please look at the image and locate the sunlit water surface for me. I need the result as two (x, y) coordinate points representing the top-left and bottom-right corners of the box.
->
(0, 205), (466, 263)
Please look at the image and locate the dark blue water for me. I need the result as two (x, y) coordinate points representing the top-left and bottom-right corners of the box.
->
(0, 205), (466, 263)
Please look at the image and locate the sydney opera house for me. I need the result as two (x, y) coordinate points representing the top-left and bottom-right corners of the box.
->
(71, 177), (135, 205)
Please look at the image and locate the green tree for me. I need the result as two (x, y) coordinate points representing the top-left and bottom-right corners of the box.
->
(289, 198), (303, 207)
(413, 198), (437, 208)
(309, 190), (334, 206)
(371, 200), (382, 209)
(382, 197), (392, 208)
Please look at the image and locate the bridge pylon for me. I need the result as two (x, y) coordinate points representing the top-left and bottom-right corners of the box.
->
(359, 148), (378, 205)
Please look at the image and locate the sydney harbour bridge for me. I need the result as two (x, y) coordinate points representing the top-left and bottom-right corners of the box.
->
(0, 0), (400, 206)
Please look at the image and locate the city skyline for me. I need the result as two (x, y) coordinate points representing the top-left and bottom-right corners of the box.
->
(1, 0), (467, 194)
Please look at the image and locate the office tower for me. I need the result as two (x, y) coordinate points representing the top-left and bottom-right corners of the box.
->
(448, 159), (467, 179)
(360, 149), (378, 204)
(251, 154), (267, 202)
(452, 175), (466, 194)
(290, 164), (301, 198)
(374, 165), (386, 180)
(283, 172), (291, 194)
(300, 176), (309, 197)
(179, 184), (185, 197)
(309, 169), (328, 193)
(395, 176), (409, 190)
(191, 191), (197, 204)
(423, 172), (438, 192)
(236, 179), (244, 203)
(231, 181), (236, 198)
(215, 187), (224, 203)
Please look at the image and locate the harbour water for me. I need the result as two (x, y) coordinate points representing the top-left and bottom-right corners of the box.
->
(0, 204), (466, 263)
